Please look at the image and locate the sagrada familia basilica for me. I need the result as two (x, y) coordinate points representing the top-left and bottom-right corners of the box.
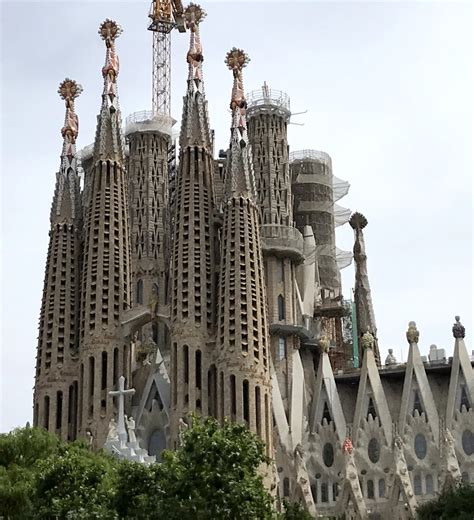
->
(33, 2), (473, 518)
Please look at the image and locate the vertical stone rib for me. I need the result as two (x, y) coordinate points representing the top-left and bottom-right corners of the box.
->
(33, 79), (83, 441)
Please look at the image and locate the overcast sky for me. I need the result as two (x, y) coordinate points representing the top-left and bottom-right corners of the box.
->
(1, 1), (472, 432)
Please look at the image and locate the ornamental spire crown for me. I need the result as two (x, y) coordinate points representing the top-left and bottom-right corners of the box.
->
(179, 4), (212, 150)
(93, 20), (125, 163)
(51, 79), (83, 224)
(224, 47), (256, 200)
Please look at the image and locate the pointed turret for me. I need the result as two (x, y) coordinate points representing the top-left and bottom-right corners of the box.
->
(349, 212), (380, 365)
(215, 48), (272, 453)
(79, 20), (132, 446)
(33, 79), (83, 440)
(169, 5), (218, 445)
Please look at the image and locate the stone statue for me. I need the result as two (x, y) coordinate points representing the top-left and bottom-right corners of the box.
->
(452, 316), (465, 339)
(319, 335), (330, 353)
(443, 428), (462, 483)
(106, 417), (118, 442)
(126, 415), (137, 444)
(385, 348), (397, 366)
(406, 321), (419, 344)
(85, 429), (94, 447)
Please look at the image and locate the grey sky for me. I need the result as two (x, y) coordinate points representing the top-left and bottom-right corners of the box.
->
(1, 1), (472, 432)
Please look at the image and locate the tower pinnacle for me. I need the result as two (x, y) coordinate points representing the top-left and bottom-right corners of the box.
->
(349, 212), (380, 365)
(94, 19), (124, 162)
(224, 48), (255, 200)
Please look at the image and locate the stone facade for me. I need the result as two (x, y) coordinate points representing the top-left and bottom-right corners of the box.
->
(33, 7), (474, 519)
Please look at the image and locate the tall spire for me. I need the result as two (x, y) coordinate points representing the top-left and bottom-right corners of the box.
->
(179, 3), (211, 150)
(93, 19), (124, 162)
(349, 212), (380, 365)
(51, 79), (83, 224)
(224, 48), (256, 199)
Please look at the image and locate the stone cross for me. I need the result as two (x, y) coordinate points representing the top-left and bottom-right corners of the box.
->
(109, 376), (135, 447)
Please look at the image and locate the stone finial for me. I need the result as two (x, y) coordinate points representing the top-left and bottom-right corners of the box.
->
(99, 19), (122, 47)
(385, 348), (397, 366)
(349, 212), (368, 231)
(406, 321), (419, 344)
(184, 3), (206, 30)
(452, 316), (465, 339)
(319, 335), (330, 353)
(343, 437), (353, 454)
(361, 330), (375, 350)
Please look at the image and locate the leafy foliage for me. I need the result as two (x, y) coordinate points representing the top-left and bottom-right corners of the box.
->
(0, 420), (312, 519)
(416, 482), (474, 520)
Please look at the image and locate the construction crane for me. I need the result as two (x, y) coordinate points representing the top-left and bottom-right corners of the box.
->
(148, 0), (186, 116)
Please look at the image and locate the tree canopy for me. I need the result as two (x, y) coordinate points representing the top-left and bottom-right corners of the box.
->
(416, 482), (474, 520)
(0, 418), (308, 519)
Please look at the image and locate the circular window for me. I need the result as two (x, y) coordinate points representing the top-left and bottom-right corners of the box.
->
(368, 437), (380, 463)
(323, 443), (334, 467)
(414, 433), (427, 460)
(462, 430), (474, 456)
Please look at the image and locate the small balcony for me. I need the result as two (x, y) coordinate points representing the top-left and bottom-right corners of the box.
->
(260, 224), (304, 263)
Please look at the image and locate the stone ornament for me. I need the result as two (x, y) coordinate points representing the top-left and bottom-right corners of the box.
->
(361, 330), (375, 350)
(319, 335), (330, 353)
(452, 315), (465, 339)
(385, 348), (397, 365)
(406, 321), (419, 344)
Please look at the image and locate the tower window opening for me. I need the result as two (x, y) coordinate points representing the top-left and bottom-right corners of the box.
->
(230, 375), (236, 418)
(243, 379), (250, 424)
(113, 348), (119, 387)
(255, 386), (261, 437)
(136, 279), (144, 305)
(44, 395), (50, 429)
(414, 475), (422, 495)
(425, 474), (434, 495)
(195, 350), (202, 390)
(278, 337), (286, 360)
(378, 478), (386, 498)
(367, 479), (374, 499)
(172, 343), (177, 406)
(277, 295), (285, 321)
(183, 345), (189, 384)
(56, 391), (63, 430)
(101, 351), (107, 390)
(321, 482), (328, 503)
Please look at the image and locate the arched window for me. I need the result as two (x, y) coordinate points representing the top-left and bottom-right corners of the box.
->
(243, 380), (250, 424)
(425, 474), (434, 494)
(230, 375), (236, 418)
(283, 477), (290, 497)
(414, 433), (427, 459)
(367, 479), (374, 499)
(277, 295), (285, 321)
(378, 478), (386, 498)
(195, 350), (202, 390)
(183, 345), (189, 384)
(332, 482), (339, 501)
(413, 474), (422, 495)
(101, 351), (107, 390)
(136, 279), (144, 305)
(311, 483), (317, 503)
(44, 395), (50, 429)
(56, 391), (63, 430)
(278, 337), (286, 361)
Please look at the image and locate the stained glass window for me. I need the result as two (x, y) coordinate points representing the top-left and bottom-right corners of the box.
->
(414, 433), (427, 459)
(462, 430), (474, 456)
(323, 443), (334, 467)
(368, 437), (380, 464)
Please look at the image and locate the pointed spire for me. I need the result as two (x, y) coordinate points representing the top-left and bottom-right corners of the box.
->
(179, 4), (212, 149)
(349, 212), (380, 364)
(224, 48), (256, 200)
(93, 19), (125, 162)
(51, 78), (83, 224)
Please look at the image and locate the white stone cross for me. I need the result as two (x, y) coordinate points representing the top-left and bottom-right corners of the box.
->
(109, 376), (135, 448)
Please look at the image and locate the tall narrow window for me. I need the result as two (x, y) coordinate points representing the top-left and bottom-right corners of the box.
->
(44, 395), (50, 429)
(136, 279), (144, 305)
(101, 351), (107, 390)
(367, 480), (374, 499)
(265, 393), (270, 455)
(413, 475), (422, 495)
(278, 337), (286, 361)
(277, 295), (285, 321)
(113, 348), (119, 387)
(425, 474), (434, 494)
(230, 375), (236, 418)
(255, 386), (261, 437)
(460, 386), (471, 411)
(56, 391), (63, 430)
(183, 345), (189, 384)
(367, 397), (377, 420)
(413, 390), (423, 415)
(321, 482), (328, 503)
(283, 477), (290, 497)
(195, 350), (202, 390)
(220, 372), (224, 421)
(332, 482), (339, 500)
(88, 356), (95, 417)
(152, 322), (158, 343)
(243, 380), (249, 424)
(378, 478), (386, 498)
(278, 259), (285, 282)
(208, 365), (217, 417)
(172, 344), (177, 406)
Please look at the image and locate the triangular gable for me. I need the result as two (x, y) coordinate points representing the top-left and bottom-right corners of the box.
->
(353, 347), (392, 446)
(399, 340), (439, 445)
(270, 358), (292, 452)
(290, 348), (306, 447)
(310, 351), (347, 443)
(446, 335), (474, 428)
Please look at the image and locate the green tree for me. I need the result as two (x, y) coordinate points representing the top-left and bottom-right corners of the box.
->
(416, 482), (474, 520)
(116, 416), (274, 520)
(0, 425), (60, 518)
